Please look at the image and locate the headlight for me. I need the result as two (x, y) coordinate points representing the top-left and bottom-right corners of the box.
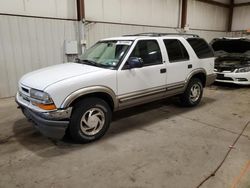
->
(30, 89), (52, 103)
(236, 67), (250, 73)
(30, 89), (56, 110)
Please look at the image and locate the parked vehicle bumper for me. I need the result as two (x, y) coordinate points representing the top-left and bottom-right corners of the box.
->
(16, 93), (71, 139)
(215, 72), (250, 85)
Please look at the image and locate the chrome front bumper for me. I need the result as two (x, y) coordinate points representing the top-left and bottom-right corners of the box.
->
(16, 92), (72, 139)
(215, 72), (250, 85)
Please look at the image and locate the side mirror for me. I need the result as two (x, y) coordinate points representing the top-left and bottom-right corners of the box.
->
(127, 57), (143, 69)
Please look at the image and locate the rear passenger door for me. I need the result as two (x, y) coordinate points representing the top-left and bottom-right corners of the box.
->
(163, 39), (190, 85)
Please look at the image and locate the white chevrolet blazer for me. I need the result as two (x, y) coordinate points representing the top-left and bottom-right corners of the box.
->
(16, 33), (216, 143)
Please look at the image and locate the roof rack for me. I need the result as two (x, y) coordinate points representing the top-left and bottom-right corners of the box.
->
(123, 32), (199, 37)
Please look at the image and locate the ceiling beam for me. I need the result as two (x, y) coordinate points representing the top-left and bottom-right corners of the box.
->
(196, 0), (230, 8)
(234, 2), (250, 7)
(77, 0), (85, 21)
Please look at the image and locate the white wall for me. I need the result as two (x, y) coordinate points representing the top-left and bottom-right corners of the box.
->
(0, 0), (77, 19)
(0, 15), (78, 98)
(85, 22), (178, 48)
(187, 0), (229, 31)
(232, 5), (250, 31)
(85, 22), (227, 48)
(84, 0), (228, 46)
(85, 0), (180, 28)
(0, 0), (78, 98)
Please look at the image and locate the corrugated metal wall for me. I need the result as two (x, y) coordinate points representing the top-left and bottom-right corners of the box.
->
(85, 23), (177, 48)
(85, 22), (227, 48)
(232, 5), (250, 31)
(84, 0), (180, 28)
(187, 0), (229, 31)
(84, 0), (229, 47)
(0, 0), (77, 19)
(0, 15), (78, 98)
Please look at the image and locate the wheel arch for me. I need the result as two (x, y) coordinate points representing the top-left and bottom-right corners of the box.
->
(61, 86), (118, 111)
(185, 69), (207, 88)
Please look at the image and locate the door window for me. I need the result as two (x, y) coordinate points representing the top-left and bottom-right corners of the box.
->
(129, 40), (162, 66)
(164, 39), (189, 62)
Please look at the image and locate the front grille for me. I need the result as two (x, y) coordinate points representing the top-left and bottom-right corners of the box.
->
(21, 87), (29, 94)
(19, 92), (30, 102)
(216, 74), (233, 81)
(216, 67), (235, 72)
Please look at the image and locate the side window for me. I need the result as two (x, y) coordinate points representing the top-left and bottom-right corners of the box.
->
(164, 39), (189, 63)
(187, 38), (214, 59)
(129, 40), (162, 66)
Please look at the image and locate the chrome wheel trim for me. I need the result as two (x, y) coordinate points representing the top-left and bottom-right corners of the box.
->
(190, 84), (201, 102)
(80, 108), (105, 136)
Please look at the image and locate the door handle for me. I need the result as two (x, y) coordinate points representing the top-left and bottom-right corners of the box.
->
(188, 64), (192, 69)
(160, 68), (166, 73)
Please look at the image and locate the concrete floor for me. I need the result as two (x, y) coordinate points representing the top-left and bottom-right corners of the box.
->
(0, 84), (249, 188)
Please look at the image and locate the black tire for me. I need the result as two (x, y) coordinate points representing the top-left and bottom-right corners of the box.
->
(179, 78), (203, 107)
(69, 97), (112, 143)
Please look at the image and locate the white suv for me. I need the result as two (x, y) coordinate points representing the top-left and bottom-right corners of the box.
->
(16, 33), (216, 142)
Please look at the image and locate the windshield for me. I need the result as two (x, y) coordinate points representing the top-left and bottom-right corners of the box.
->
(211, 39), (250, 54)
(79, 40), (132, 68)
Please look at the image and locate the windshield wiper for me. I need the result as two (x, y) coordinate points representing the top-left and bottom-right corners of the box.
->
(75, 58), (115, 69)
(80, 59), (114, 68)
(81, 59), (100, 66)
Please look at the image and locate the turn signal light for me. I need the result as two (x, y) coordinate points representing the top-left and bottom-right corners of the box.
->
(33, 103), (57, 110)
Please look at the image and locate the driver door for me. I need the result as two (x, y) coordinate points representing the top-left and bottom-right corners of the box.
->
(117, 39), (167, 107)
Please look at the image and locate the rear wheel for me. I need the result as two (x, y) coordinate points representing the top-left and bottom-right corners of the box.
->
(69, 98), (111, 143)
(179, 78), (203, 107)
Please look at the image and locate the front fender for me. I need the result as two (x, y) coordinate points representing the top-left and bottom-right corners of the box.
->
(60, 86), (118, 109)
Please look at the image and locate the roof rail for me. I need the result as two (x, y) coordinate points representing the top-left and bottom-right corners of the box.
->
(123, 32), (199, 37)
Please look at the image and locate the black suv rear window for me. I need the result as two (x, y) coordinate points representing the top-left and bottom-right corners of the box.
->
(187, 38), (214, 59)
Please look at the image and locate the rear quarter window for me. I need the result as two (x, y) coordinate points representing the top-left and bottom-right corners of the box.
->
(187, 38), (214, 59)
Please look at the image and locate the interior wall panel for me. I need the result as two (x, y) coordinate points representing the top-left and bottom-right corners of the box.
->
(0, 0), (77, 19)
(232, 5), (250, 31)
(187, 0), (229, 31)
(85, 22), (227, 48)
(85, 0), (180, 28)
(0, 15), (78, 98)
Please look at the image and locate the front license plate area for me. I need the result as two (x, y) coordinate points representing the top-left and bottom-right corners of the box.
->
(217, 74), (225, 79)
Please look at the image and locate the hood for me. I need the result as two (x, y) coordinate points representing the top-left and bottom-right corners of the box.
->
(210, 38), (250, 57)
(20, 63), (103, 90)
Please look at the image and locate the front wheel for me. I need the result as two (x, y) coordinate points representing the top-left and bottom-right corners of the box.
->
(69, 98), (111, 143)
(179, 78), (203, 107)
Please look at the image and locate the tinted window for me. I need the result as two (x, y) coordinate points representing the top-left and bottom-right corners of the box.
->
(164, 39), (189, 62)
(187, 38), (214, 59)
(129, 40), (162, 66)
